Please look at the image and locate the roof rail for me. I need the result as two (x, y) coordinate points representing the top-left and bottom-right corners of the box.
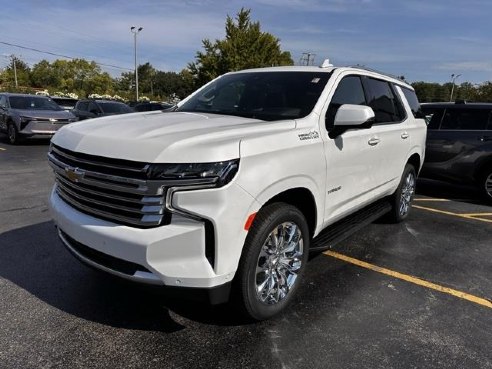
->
(347, 65), (407, 83)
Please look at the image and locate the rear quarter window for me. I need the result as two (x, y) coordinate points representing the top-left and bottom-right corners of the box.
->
(401, 88), (424, 119)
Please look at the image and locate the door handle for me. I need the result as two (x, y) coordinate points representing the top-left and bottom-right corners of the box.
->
(368, 137), (380, 146)
(401, 132), (409, 139)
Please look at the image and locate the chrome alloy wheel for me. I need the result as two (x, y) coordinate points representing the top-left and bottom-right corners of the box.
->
(399, 171), (416, 216)
(255, 222), (303, 305)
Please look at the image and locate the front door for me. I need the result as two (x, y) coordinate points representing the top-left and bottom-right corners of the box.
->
(321, 74), (382, 223)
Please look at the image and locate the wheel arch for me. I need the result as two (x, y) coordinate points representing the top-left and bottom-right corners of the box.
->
(261, 187), (318, 239)
(407, 152), (421, 173)
(473, 155), (492, 182)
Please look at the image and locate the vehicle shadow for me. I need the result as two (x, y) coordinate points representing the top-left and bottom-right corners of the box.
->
(0, 221), (257, 332)
(416, 178), (484, 205)
(0, 135), (51, 146)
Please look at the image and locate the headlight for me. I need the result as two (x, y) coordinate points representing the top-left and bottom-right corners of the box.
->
(20, 116), (35, 123)
(146, 159), (239, 188)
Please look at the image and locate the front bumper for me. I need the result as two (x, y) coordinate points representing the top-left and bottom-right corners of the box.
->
(49, 181), (259, 290)
(20, 120), (71, 137)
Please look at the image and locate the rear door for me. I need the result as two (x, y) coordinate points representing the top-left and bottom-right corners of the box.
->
(360, 77), (411, 192)
(425, 107), (491, 163)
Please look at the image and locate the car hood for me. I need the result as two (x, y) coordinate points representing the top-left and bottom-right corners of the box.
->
(12, 109), (76, 119)
(51, 111), (295, 163)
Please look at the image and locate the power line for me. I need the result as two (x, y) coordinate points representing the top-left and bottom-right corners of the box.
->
(0, 40), (132, 71)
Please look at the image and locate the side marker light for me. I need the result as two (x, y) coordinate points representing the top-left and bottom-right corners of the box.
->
(244, 212), (257, 231)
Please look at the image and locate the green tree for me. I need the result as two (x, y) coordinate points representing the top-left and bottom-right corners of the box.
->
(30, 59), (59, 88)
(153, 69), (194, 99)
(30, 58), (113, 97)
(0, 56), (31, 90)
(189, 8), (294, 87)
(411, 81), (492, 103)
(476, 82), (492, 102)
(412, 81), (451, 102)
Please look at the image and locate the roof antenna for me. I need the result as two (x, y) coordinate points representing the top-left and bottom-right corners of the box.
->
(320, 59), (333, 68)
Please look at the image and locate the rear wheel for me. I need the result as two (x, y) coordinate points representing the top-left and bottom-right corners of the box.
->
(478, 167), (492, 204)
(387, 164), (416, 223)
(236, 203), (309, 320)
(7, 123), (20, 145)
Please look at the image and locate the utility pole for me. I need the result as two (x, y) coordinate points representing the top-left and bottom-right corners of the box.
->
(130, 26), (143, 101)
(450, 73), (461, 102)
(299, 52), (316, 66)
(11, 55), (18, 88)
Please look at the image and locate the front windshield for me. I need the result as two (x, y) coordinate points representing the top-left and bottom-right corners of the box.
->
(9, 96), (62, 111)
(177, 71), (332, 121)
(99, 102), (133, 114)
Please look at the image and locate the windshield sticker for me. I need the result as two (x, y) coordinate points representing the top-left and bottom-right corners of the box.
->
(311, 78), (321, 83)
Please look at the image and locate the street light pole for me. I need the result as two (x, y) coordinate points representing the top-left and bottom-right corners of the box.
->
(130, 26), (143, 101)
(450, 73), (461, 102)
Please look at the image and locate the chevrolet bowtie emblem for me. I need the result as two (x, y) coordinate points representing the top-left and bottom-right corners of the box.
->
(65, 167), (85, 182)
(49, 118), (57, 123)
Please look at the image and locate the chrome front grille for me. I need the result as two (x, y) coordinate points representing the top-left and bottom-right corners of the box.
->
(48, 144), (169, 228)
(36, 118), (73, 124)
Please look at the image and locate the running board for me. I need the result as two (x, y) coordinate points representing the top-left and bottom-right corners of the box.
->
(310, 200), (392, 252)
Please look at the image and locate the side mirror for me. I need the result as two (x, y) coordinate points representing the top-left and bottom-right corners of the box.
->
(329, 105), (375, 139)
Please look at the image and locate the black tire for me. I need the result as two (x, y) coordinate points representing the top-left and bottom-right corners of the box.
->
(235, 203), (310, 321)
(478, 166), (492, 205)
(7, 122), (20, 145)
(386, 164), (416, 223)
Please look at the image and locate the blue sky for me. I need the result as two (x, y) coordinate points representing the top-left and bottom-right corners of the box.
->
(1, 0), (492, 84)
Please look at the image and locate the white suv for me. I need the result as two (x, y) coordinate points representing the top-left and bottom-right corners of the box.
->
(48, 64), (426, 320)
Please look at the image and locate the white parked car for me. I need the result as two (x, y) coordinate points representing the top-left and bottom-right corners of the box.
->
(48, 63), (426, 320)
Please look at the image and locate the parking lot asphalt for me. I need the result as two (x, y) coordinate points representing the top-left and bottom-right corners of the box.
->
(0, 137), (491, 369)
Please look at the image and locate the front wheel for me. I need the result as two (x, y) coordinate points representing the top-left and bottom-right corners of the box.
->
(387, 164), (416, 223)
(236, 203), (310, 321)
(7, 123), (20, 145)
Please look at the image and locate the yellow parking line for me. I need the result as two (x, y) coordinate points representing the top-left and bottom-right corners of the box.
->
(412, 204), (492, 224)
(0, 147), (6, 151)
(324, 250), (492, 309)
(462, 213), (492, 217)
(414, 198), (450, 202)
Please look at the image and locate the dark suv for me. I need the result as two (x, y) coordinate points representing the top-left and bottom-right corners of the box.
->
(133, 102), (174, 112)
(0, 93), (77, 144)
(420, 102), (492, 203)
(72, 99), (134, 120)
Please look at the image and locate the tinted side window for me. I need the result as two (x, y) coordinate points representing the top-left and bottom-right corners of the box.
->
(326, 75), (366, 130)
(364, 78), (404, 123)
(440, 108), (490, 130)
(421, 107), (444, 129)
(88, 102), (100, 113)
(0, 95), (6, 108)
(77, 101), (89, 111)
(487, 112), (492, 130)
(401, 87), (424, 119)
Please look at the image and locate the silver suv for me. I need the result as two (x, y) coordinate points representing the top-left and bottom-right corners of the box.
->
(0, 93), (77, 144)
